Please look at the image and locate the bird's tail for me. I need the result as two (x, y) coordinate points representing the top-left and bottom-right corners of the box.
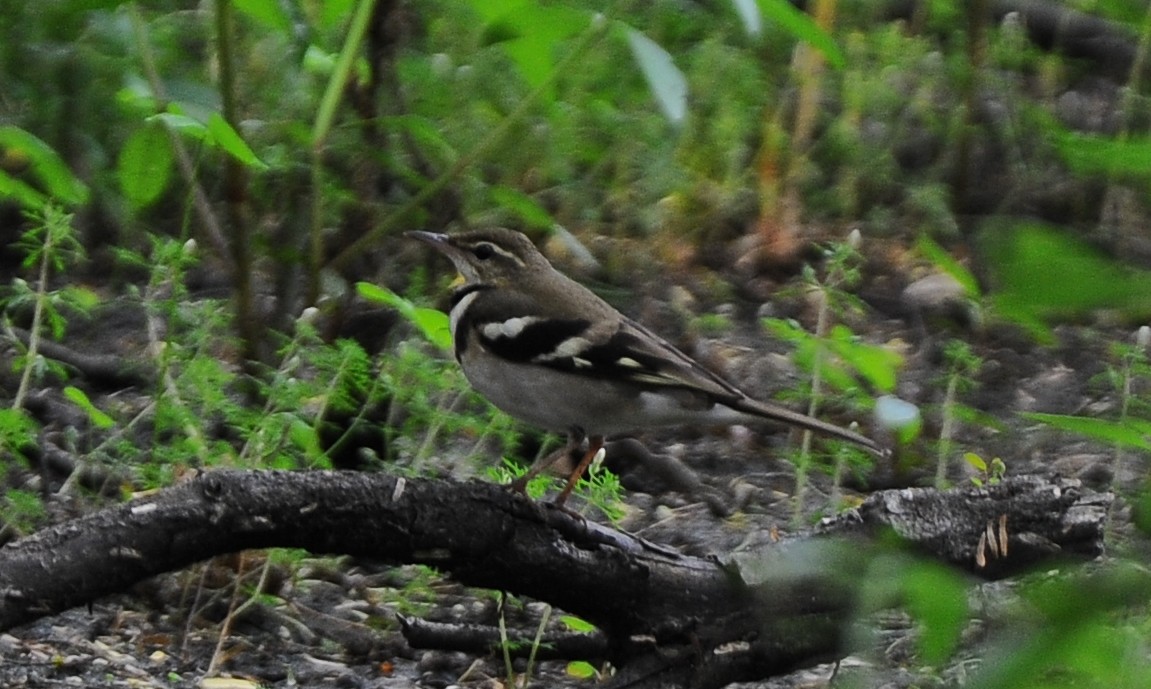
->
(732, 397), (888, 457)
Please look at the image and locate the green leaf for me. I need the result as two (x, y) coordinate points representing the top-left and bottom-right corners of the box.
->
(319, 0), (356, 28)
(964, 452), (987, 472)
(118, 124), (174, 210)
(1054, 130), (1151, 178)
(0, 408), (39, 452)
(756, 0), (845, 68)
(0, 126), (89, 207)
(566, 660), (597, 679)
(826, 325), (901, 393)
(472, 0), (585, 92)
(148, 112), (210, 140)
(559, 615), (597, 633)
(63, 386), (115, 429)
(981, 221), (1151, 334)
(356, 283), (452, 351)
(624, 28), (687, 125)
(489, 186), (553, 229)
(863, 555), (967, 666)
(288, 416), (323, 461)
(1022, 413), (1151, 451)
(0, 171), (49, 210)
(916, 234), (980, 298)
(901, 561), (968, 664)
(234, 0), (292, 32)
(206, 113), (269, 170)
(60, 285), (101, 312)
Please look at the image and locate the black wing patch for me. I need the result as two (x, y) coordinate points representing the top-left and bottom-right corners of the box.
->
(478, 318), (592, 362)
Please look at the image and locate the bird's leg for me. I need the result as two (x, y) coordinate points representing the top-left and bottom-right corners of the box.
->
(509, 427), (587, 494)
(553, 434), (605, 507)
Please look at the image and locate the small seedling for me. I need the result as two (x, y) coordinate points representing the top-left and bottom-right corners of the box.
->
(965, 452), (1006, 487)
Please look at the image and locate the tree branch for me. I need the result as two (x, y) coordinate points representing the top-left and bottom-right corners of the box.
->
(0, 471), (1109, 687)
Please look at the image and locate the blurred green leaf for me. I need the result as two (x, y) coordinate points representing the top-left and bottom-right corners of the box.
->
(982, 221), (1151, 337)
(973, 564), (1151, 689)
(357, 283), (452, 351)
(60, 285), (101, 312)
(826, 325), (901, 393)
(901, 561), (967, 664)
(490, 186), (553, 229)
(289, 416), (323, 461)
(1022, 413), (1151, 451)
(917, 234), (980, 298)
(0, 171), (49, 210)
(149, 112), (210, 140)
(756, 0), (845, 68)
(118, 124), (174, 210)
(471, 0), (585, 92)
(207, 113), (269, 170)
(63, 386), (115, 429)
(0, 126), (89, 207)
(863, 554), (967, 666)
(1054, 130), (1151, 179)
(234, 0), (292, 32)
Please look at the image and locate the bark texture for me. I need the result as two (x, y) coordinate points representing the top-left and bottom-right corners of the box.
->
(0, 471), (1110, 688)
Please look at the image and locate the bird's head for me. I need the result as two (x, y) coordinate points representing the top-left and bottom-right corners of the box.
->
(406, 228), (550, 287)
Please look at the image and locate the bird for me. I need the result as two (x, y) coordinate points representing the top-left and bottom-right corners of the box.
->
(407, 227), (884, 505)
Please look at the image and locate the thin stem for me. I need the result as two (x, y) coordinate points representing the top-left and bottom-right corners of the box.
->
(792, 286), (830, 527)
(309, 0), (380, 303)
(936, 372), (960, 490)
(12, 229), (53, 411)
(522, 604), (552, 687)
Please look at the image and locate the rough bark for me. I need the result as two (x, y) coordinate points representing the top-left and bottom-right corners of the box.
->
(0, 471), (1110, 688)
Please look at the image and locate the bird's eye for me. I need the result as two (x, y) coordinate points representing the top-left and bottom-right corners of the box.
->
(473, 243), (495, 260)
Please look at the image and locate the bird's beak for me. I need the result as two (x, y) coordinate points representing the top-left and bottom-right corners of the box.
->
(406, 231), (471, 279)
(405, 230), (450, 248)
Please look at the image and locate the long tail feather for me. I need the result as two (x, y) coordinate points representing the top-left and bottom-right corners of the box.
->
(733, 397), (887, 457)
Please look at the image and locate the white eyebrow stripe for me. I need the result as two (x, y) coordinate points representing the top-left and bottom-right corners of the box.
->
(480, 316), (542, 340)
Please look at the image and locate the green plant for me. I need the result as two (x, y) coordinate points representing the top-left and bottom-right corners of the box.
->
(485, 457), (559, 501)
(935, 339), (981, 489)
(5, 206), (91, 407)
(965, 452), (1006, 487)
(495, 593), (555, 689)
(0, 205), (93, 534)
(970, 562), (1151, 689)
(0, 488), (49, 538)
(573, 451), (626, 523)
(361, 283), (524, 474)
(1106, 326), (1151, 492)
(1023, 326), (1151, 542)
(559, 614), (603, 679)
(763, 232), (900, 523)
